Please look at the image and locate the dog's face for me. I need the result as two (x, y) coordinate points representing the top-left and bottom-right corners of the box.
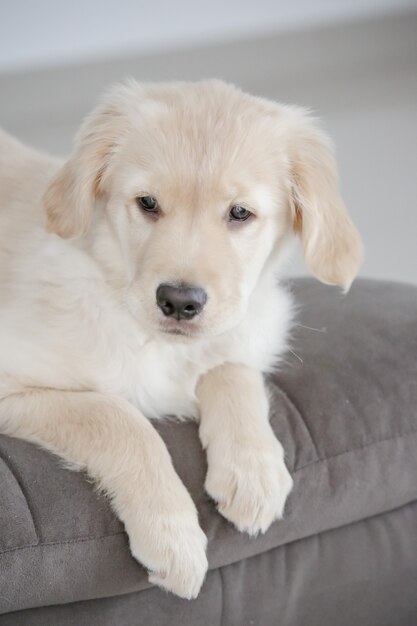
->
(45, 80), (362, 339)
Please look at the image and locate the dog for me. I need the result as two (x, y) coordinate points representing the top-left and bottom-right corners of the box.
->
(0, 79), (362, 599)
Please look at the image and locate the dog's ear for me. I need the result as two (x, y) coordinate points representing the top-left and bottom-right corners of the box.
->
(287, 111), (363, 290)
(44, 97), (125, 239)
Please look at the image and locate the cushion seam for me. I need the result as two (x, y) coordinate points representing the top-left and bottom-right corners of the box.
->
(0, 530), (124, 556)
(218, 563), (225, 626)
(268, 380), (320, 461)
(0, 449), (39, 545)
(209, 496), (417, 576)
(294, 426), (417, 472)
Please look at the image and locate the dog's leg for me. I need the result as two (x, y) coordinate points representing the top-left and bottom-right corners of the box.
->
(197, 363), (293, 535)
(0, 389), (207, 598)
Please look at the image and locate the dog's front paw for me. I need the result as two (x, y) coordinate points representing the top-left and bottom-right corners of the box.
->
(205, 436), (293, 535)
(126, 508), (208, 599)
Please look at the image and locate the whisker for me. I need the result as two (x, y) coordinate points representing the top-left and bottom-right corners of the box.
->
(296, 323), (327, 333)
(288, 349), (304, 364)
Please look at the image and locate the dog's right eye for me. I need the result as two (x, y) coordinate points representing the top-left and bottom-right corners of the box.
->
(136, 196), (159, 213)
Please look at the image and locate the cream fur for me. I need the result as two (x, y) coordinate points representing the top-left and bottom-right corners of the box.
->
(0, 80), (362, 598)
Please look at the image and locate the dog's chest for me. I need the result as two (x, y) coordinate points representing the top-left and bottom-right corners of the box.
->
(117, 340), (204, 420)
(90, 323), (217, 420)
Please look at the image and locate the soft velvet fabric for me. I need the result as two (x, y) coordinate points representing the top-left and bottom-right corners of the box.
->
(1, 503), (416, 626)
(0, 278), (416, 620)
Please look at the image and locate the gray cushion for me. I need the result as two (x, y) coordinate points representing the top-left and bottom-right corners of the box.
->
(2, 502), (417, 626)
(0, 278), (416, 614)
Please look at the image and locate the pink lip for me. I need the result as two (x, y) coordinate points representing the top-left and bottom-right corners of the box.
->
(159, 319), (199, 337)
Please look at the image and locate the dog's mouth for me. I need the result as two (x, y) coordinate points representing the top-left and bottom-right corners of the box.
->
(159, 319), (201, 339)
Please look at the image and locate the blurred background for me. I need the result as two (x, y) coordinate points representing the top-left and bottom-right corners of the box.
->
(1, 0), (416, 283)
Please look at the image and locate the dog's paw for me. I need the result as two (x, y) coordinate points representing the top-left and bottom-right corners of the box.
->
(126, 509), (208, 599)
(205, 436), (293, 535)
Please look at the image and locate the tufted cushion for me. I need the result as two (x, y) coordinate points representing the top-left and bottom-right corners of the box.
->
(0, 278), (416, 614)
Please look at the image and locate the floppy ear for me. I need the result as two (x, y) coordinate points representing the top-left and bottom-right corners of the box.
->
(44, 99), (125, 239)
(287, 111), (363, 290)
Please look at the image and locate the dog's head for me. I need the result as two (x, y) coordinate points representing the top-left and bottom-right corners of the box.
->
(44, 80), (362, 339)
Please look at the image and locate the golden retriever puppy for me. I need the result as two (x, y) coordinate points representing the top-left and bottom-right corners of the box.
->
(0, 80), (362, 598)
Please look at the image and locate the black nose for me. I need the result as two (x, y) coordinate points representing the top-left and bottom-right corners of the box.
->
(156, 283), (207, 320)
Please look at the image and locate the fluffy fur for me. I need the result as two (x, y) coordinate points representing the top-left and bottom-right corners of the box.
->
(0, 80), (362, 598)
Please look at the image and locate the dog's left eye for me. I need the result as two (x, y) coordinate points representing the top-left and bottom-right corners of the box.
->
(136, 196), (159, 213)
(229, 205), (253, 222)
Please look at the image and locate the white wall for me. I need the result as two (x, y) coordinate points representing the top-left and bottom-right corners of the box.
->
(0, 0), (416, 73)
(0, 9), (416, 285)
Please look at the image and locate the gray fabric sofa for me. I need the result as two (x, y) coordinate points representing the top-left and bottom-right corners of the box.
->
(0, 278), (416, 625)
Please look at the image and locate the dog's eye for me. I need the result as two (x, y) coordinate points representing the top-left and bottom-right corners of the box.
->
(229, 205), (253, 222)
(136, 196), (159, 213)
